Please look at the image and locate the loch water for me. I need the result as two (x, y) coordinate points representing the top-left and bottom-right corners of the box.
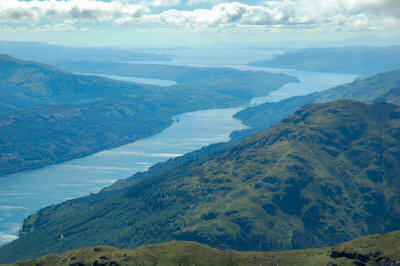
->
(0, 108), (247, 245)
(0, 49), (357, 245)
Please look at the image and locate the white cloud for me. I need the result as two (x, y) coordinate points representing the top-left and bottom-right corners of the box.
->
(186, 0), (223, 5)
(0, 0), (398, 32)
(0, 205), (27, 210)
(137, 1), (399, 31)
(122, 0), (181, 7)
(0, 232), (18, 243)
(34, 23), (77, 32)
(0, 0), (149, 24)
(146, 0), (181, 7)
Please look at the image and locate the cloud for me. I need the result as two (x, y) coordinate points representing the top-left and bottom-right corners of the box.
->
(0, 0), (398, 32)
(34, 23), (77, 32)
(343, 0), (400, 17)
(0, 0), (149, 24)
(0, 205), (27, 210)
(141, 3), (252, 27)
(146, 0), (181, 7)
(186, 0), (223, 5)
(122, 0), (181, 7)
(0, 232), (18, 243)
(137, 1), (399, 31)
(161, 0), (400, 31)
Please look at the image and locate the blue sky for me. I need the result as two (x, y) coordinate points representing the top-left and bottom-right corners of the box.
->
(0, 0), (399, 47)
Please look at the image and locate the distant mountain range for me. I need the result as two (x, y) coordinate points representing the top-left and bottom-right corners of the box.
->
(8, 231), (400, 266)
(0, 54), (295, 176)
(248, 46), (400, 74)
(1, 99), (399, 263)
(0, 41), (171, 63)
(53, 60), (296, 99)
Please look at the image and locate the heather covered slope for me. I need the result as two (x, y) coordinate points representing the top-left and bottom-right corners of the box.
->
(9, 231), (400, 266)
(234, 69), (400, 131)
(0, 54), (295, 176)
(1, 100), (399, 263)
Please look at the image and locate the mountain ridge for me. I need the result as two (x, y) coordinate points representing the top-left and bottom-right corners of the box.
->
(8, 230), (400, 266)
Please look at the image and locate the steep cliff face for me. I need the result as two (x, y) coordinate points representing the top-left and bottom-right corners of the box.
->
(1, 100), (400, 263)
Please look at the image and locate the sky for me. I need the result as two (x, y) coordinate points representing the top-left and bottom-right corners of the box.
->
(0, 0), (399, 47)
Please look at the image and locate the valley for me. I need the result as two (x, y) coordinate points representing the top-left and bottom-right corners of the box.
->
(0, 50), (356, 249)
(0, 54), (297, 177)
(0, 43), (398, 265)
(1, 0), (400, 264)
(0, 108), (247, 246)
(2, 99), (400, 263)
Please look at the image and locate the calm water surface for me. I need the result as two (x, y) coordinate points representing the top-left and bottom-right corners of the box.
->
(0, 108), (246, 245)
(78, 73), (177, 87)
(249, 68), (357, 105)
(0, 48), (358, 245)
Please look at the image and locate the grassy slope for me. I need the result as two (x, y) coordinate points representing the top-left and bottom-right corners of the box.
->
(1, 100), (399, 263)
(248, 46), (400, 74)
(0, 55), (295, 176)
(9, 231), (400, 266)
(234, 69), (400, 131)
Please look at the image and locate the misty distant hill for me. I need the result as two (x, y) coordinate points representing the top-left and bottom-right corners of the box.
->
(54, 60), (298, 98)
(0, 41), (171, 63)
(248, 46), (400, 74)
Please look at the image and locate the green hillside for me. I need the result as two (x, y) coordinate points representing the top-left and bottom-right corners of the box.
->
(1, 100), (399, 263)
(0, 54), (165, 113)
(248, 46), (400, 74)
(0, 54), (295, 176)
(8, 231), (400, 266)
(234, 69), (400, 131)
